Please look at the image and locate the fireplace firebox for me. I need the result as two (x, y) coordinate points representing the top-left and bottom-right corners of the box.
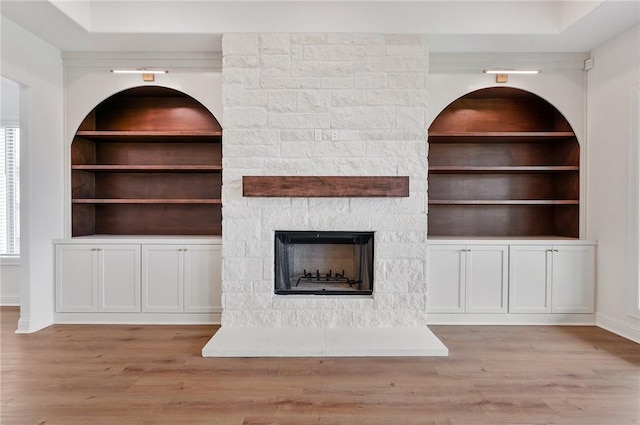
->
(275, 231), (374, 295)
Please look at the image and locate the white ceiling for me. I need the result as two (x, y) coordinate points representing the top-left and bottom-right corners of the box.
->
(1, 0), (639, 53)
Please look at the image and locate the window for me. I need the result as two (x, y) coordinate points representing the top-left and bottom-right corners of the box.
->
(1, 76), (20, 256)
(0, 125), (20, 255)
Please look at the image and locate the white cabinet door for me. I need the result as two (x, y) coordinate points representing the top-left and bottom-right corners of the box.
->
(427, 245), (466, 313)
(184, 245), (222, 313)
(551, 245), (595, 313)
(56, 245), (98, 312)
(57, 242), (221, 315)
(509, 245), (552, 313)
(56, 244), (140, 313)
(142, 245), (183, 313)
(99, 245), (141, 313)
(143, 244), (221, 313)
(466, 245), (508, 313)
(427, 244), (507, 314)
(510, 244), (595, 314)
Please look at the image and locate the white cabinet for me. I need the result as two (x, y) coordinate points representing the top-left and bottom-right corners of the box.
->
(56, 244), (141, 313)
(428, 240), (596, 321)
(509, 245), (595, 314)
(55, 238), (222, 322)
(427, 244), (508, 313)
(143, 244), (222, 313)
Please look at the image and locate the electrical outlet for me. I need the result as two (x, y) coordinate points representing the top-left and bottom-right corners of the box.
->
(331, 129), (340, 141)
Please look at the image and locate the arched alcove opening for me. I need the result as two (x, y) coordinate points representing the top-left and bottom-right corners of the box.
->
(71, 86), (223, 236)
(428, 87), (579, 238)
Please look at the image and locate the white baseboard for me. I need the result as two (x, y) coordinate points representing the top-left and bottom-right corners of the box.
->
(596, 313), (640, 344)
(15, 317), (52, 334)
(54, 312), (222, 325)
(427, 313), (596, 325)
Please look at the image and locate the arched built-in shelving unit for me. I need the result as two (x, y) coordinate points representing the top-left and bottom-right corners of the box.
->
(427, 87), (579, 238)
(71, 86), (223, 236)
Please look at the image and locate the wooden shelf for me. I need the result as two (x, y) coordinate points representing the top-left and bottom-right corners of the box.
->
(243, 176), (409, 198)
(429, 131), (575, 143)
(75, 130), (221, 143)
(76, 130), (223, 137)
(73, 199), (222, 204)
(71, 86), (223, 237)
(429, 166), (579, 174)
(427, 87), (580, 238)
(72, 165), (222, 172)
(429, 200), (579, 205)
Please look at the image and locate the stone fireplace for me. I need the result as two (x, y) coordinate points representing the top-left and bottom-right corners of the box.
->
(202, 32), (448, 356)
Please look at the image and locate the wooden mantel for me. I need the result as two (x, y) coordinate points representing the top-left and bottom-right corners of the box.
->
(242, 176), (410, 198)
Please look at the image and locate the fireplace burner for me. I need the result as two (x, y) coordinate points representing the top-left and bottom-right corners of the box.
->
(295, 269), (360, 289)
(275, 231), (374, 295)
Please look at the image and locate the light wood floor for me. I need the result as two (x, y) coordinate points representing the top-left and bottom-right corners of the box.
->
(1, 307), (639, 425)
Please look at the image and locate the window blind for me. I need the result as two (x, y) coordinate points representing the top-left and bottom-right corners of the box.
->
(1, 126), (20, 255)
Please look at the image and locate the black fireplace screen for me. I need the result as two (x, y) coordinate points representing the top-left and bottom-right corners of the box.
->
(275, 231), (374, 295)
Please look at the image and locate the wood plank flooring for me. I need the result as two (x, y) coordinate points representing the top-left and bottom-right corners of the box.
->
(1, 307), (639, 425)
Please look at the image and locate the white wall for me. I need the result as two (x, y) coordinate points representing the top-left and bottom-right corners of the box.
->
(587, 24), (640, 343)
(1, 16), (65, 332)
(428, 53), (588, 135)
(1, 76), (20, 125)
(0, 257), (20, 305)
(63, 53), (222, 137)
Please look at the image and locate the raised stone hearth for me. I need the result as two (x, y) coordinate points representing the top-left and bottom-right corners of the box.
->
(203, 32), (447, 357)
(202, 327), (448, 357)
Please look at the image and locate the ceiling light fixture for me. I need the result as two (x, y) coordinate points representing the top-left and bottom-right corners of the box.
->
(110, 68), (169, 74)
(483, 69), (540, 83)
(111, 68), (168, 82)
(483, 69), (540, 75)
